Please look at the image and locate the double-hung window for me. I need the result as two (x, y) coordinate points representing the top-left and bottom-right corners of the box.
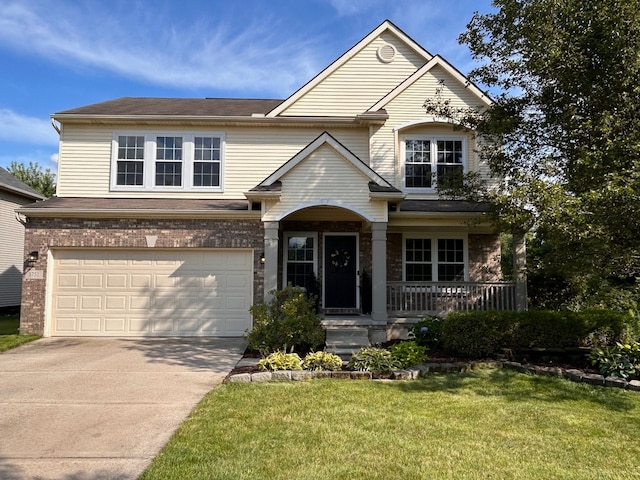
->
(284, 233), (317, 290)
(402, 136), (466, 191)
(111, 131), (224, 191)
(404, 237), (467, 282)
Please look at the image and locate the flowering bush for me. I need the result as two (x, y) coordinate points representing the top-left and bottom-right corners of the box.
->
(410, 316), (444, 348)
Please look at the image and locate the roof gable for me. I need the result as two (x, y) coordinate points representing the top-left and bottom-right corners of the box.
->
(255, 131), (397, 190)
(369, 55), (491, 112)
(0, 167), (46, 200)
(267, 20), (433, 117)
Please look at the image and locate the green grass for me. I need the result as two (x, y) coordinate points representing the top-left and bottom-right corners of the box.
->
(141, 369), (640, 480)
(0, 316), (40, 352)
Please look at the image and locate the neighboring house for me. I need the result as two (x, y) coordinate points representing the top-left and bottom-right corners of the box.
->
(18, 20), (525, 340)
(0, 167), (45, 310)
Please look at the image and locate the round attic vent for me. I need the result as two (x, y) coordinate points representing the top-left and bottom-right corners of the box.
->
(377, 43), (396, 63)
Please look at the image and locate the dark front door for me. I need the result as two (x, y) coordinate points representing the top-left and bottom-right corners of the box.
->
(324, 235), (357, 309)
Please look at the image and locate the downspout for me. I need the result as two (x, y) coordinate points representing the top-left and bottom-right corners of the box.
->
(51, 118), (60, 134)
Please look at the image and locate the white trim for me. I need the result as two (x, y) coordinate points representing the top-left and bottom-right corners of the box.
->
(267, 20), (433, 118)
(393, 117), (465, 132)
(369, 55), (491, 113)
(323, 232), (360, 310)
(110, 130), (225, 192)
(43, 249), (55, 337)
(402, 233), (469, 282)
(274, 200), (376, 223)
(283, 232), (318, 289)
(260, 132), (390, 189)
(400, 134), (468, 193)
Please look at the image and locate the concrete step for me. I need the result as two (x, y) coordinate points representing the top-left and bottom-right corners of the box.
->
(325, 327), (370, 360)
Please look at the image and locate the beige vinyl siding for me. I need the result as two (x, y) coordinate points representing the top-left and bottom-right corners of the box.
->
(263, 144), (387, 222)
(0, 192), (30, 307)
(281, 32), (426, 117)
(371, 65), (489, 189)
(56, 125), (369, 198)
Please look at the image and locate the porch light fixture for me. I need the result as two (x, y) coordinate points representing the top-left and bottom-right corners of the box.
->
(26, 251), (39, 267)
(260, 252), (266, 264)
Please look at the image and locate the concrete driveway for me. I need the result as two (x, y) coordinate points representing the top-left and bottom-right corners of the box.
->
(0, 337), (246, 480)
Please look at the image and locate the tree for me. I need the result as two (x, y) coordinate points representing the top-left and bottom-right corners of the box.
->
(8, 161), (56, 198)
(428, 0), (640, 311)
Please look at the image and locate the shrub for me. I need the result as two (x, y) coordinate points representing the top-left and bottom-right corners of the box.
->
(302, 351), (343, 371)
(257, 351), (303, 371)
(588, 342), (640, 380)
(389, 341), (428, 368)
(441, 309), (638, 358)
(347, 347), (400, 372)
(247, 285), (325, 355)
(410, 316), (444, 349)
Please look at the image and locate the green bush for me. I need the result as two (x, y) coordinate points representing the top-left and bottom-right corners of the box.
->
(410, 316), (444, 349)
(389, 341), (428, 368)
(347, 347), (400, 372)
(257, 351), (303, 371)
(442, 309), (638, 358)
(247, 285), (325, 355)
(302, 351), (343, 371)
(588, 342), (640, 380)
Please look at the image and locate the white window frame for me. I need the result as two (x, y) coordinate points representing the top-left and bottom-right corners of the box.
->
(400, 135), (468, 193)
(110, 130), (225, 192)
(402, 234), (469, 282)
(283, 232), (318, 289)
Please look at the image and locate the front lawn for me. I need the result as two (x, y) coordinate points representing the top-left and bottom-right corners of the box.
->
(0, 316), (40, 352)
(141, 369), (640, 480)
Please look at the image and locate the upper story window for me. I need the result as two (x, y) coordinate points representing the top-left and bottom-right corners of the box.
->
(111, 131), (224, 191)
(401, 135), (467, 192)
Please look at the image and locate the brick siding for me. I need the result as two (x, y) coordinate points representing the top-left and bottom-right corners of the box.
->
(20, 217), (264, 334)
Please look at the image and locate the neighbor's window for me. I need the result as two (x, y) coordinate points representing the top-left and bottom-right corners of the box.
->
(284, 234), (317, 290)
(403, 136), (466, 191)
(111, 131), (224, 191)
(404, 237), (466, 281)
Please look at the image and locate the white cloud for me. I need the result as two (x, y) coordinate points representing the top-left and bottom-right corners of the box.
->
(0, 109), (58, 146)
(327, 0), (385, 16)
(0, 2), (323, 97)
(0, 150), (58, 173)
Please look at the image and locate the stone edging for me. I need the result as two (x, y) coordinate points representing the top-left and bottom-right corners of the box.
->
(227, 360), (640, 391)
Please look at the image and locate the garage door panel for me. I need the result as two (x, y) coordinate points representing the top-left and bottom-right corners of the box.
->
(51, 249), (253, 337)
(80, 317), (101, 332)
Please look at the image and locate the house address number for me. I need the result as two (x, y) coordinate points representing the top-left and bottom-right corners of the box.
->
(25, 269), (44, 280)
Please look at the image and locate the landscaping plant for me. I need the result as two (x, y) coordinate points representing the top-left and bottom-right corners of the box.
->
(302, 351), (343, 371)
(410, 316), (444, 349)
(257, 351), (303, 371)
(347, 346), (400, 372)
(389, 341), (428, 369)
(588, 342), (640, 380)
(247, 285), (325, 355)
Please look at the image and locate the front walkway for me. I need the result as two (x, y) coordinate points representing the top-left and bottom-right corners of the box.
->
(0, 337), (246, 480)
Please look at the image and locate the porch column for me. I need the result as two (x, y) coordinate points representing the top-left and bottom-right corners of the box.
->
(263, 221), (279, 301)
(513, 233), (527, 311)
(371, 222), (388, 324)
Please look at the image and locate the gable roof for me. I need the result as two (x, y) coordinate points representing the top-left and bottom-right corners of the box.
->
(55, 97), (284, 117)
(0, 167), (46, 200)
(249, 131), (401, 197)
(368, 55), (492, 112)
(266, 20), (433, 118)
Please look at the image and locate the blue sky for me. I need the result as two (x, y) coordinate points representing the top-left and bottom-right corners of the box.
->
(0, 0), (495, 173)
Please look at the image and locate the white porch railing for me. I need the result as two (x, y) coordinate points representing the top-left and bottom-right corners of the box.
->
(387, 281), (517, 316)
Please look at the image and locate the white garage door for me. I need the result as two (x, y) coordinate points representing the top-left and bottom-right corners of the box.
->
(50, 249), (253, 337)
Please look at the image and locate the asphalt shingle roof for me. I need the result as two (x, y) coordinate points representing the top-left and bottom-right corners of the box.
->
(56, 97), (285, 117)
(0, 166), (46, 200)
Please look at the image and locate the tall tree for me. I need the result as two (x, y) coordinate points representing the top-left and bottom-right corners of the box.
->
(8, 161), (56, 198)
(432, 0), (640, 310)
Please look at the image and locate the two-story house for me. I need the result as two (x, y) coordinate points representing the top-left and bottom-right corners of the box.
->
(18, 20), (523, 341)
